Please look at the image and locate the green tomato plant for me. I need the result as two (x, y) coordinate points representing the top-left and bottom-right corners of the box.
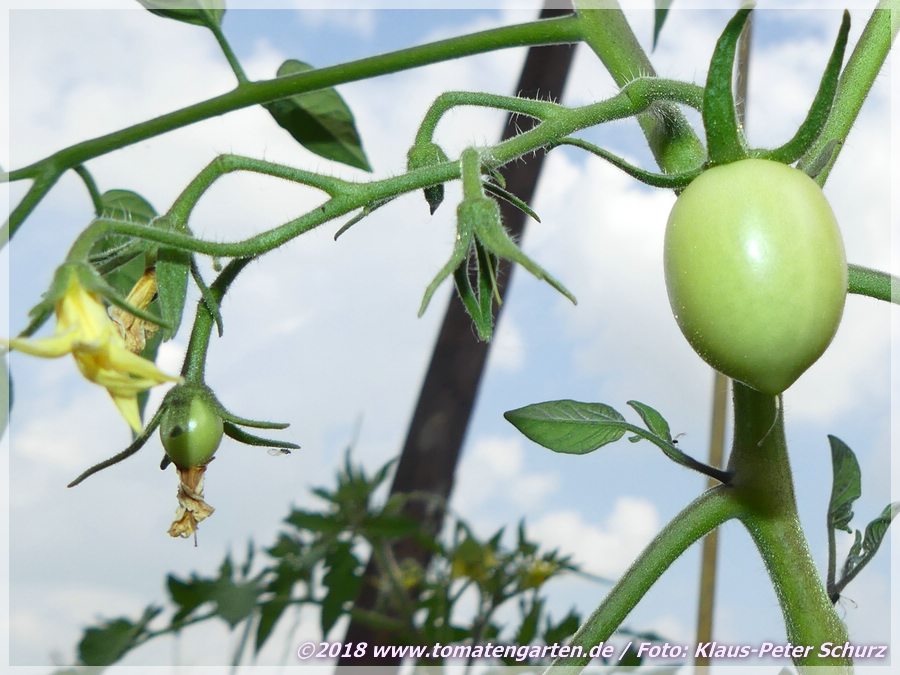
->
(3, 1), (899, 672)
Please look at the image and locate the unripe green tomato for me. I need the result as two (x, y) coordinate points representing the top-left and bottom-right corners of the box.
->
(160, 396), (224, 469)
(663, 158), (847, 395)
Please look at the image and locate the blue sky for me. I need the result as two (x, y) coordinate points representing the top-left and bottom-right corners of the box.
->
(2, 1), (896, 671)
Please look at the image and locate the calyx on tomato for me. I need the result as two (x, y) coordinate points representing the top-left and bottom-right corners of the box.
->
(663, 158), (847, 395)
(160, 390), (224, 469)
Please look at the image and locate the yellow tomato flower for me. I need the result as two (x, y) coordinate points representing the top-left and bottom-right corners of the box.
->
(4, 274), (180, 432)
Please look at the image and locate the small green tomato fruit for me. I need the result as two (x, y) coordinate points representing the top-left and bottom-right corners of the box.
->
(160, 395), (224, 469)
(663, 158), (847, 395)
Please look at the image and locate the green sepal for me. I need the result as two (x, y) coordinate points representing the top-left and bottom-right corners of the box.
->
(467, 196), (576, 305)
(653, 0), (674, 49)
(334, 196), (397, 240)
(219, 411), (290, 430)
(703, 7), (752, 166)
(757, 12), (850, 165)
(136, 0), (225, 29)
(18, 264), (79, 338)
(265, 59), (371, 171)
(68, 405), (166, 487)
(223, 421), (301, 450)
(482, 180), (541, 222)
(191, 258), (224, 337)
(553, 137), (701, 189)
(407, 142), (449, 214)
(418, 210), (475, 317)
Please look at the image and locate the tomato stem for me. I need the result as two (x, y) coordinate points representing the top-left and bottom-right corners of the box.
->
(729, 383), (852, 671)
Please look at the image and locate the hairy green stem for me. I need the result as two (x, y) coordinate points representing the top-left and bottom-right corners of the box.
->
(73, 165), (103, 215)
(209, 21), (249, 85)
(545, 487), (742, 674)
(848, 264), (899, 305)
(728, 383), (851, 671)
(182, 257), (253, 383)
(574, 0), (706, 174)
(415, 91), (565, 146)
(3, 14), (583, 243)
(799, 0), (899, 184)
(62, 77), (700, 264)
(166, 153), (351, 225)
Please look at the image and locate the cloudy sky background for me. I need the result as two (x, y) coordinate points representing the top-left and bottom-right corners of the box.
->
(1, 0), (896, 671)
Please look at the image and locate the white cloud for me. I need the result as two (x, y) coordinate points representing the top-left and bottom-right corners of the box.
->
(530, 498), (660, 579)
(296, 8), (377, 39)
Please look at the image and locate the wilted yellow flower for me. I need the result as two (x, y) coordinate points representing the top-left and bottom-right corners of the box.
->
(4, 274), (179, 432)
(110, 269), (160, 354)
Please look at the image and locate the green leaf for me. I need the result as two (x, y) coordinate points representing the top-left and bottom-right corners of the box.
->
(99, 189), (156, 224)
(543, 610), (580, 645)
(515, 598), (543, 646)
(90, 189), (158, 266)
(167, 574), (217, 624)
(321, 545), (360, 637)
(212, 580), (259, 628)
(264, 60), (371, 171)
(653, 0), (674, 49)
(827, 435), (861, 534)
(156, 243), (190, 341)
(841, 503), (900, 581)
(626, 400), (672, 443)
(407, 142), (448, 214)
(504, 400), (627, 455)
(78, 606), (161, 666)
(136, 0), (225, 28)
(255, 569), (294, 653)
(286, 509), (343, 535)
(703, 8), (752, 165)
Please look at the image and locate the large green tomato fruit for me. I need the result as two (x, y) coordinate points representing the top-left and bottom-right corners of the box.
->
(161, 396), (224, 469)
(664, 158), (847, 395)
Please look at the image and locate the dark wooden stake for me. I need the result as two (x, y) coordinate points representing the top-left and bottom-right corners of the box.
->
(337, 2), (576, 667)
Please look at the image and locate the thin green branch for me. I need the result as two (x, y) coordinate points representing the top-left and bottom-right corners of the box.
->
(182, 257), (254, 383)
(415, 91), (565, 146)
(545, 487), (741, 675)
(552, 137), (700, 188)
(799, 0), (900, 185)
(73, 165), (104, 216)
(209, 21), (249, 85)
(573, 0), (706, 174)
(165, 154), (351, 225)
(63, 77), (703, 265)
(4, 14), (584, 244)
(848, 263), (899, 304)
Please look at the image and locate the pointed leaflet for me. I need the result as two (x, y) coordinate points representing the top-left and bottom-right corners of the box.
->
(504, 400), (627, 455)
(827, 435), (861, 534)
(77, 606), (161, 666)
(626, 400), (673, 443)
(136, 0), (225, 29)
(653, 0), (674, 49)
(264, 60), (371, 171)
